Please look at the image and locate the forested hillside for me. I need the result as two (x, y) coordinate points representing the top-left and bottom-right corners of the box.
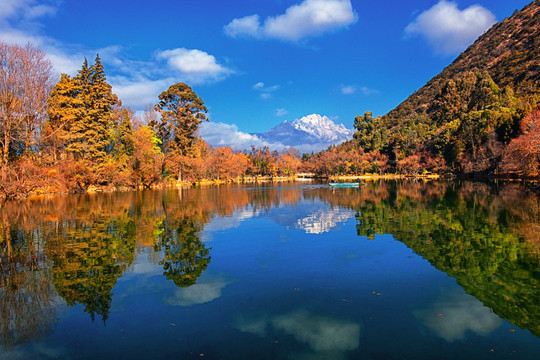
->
(1, 2), (539, 198)
(308, 0), (539, 177)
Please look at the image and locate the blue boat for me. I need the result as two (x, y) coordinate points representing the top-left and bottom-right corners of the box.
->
(329, 182), (361, 188)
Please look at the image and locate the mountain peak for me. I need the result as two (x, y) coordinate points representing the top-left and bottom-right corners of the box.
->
(291, 114), (353, 142)
(254, 114), (353, 153)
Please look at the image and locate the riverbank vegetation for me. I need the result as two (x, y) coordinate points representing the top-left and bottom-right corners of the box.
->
(1, 0), (539, 199)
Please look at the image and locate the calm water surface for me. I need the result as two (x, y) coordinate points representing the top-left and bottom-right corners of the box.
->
(0, 181), (539, 359)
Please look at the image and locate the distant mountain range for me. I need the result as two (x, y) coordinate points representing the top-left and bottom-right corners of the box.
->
(253, 114), (354, 153)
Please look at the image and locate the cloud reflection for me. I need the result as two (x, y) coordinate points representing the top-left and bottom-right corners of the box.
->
(274, 310), (360, 352)
(234, 314), (269, 337)
(235, 310), (361, 357)
(414, 291), (502, 341)
(164, 277), (229, 307)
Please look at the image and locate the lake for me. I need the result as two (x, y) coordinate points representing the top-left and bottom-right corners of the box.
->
(0, 180), (539, 359)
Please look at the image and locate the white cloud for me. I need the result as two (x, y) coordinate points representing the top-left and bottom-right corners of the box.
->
(405, 0), (496, 54)
(224, 0), (357, 41)
(0, 0), (56, 23)
(359, 86), (378, 95)
(274, 310), (361, 352)
(223, 14), (262, 38)
(0, 1), (233, 111)
(198, 121), (283, 151)
(109, 76), (172, 110)
(106, 48), (233, 109)
(235, 310), (362, 358)
(156, 48), (232, 82)
(276, 108), (289, 117)
(341, 84), (378, 96)
(253, 81), (280, 99)
(340, 85), (356, 94)
(235, 314), (269, 337)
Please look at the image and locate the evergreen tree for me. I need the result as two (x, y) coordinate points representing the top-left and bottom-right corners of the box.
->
(49, 55), (118, 163)
(112, 108), (134, 165)
(154, 83), (207, 156)
(46, 74), (83, 161)
(87, 54), (118, 162)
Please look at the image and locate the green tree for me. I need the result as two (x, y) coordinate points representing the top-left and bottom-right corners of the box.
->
(157, 217), (211, 288)
(111, 108), (134, 162)
(153, 83), (208, 156)
(353, 111), (389, 153)
(45, 73), (83, 161)
(60, 55), (118, 163)
(48, 212), (136, 322)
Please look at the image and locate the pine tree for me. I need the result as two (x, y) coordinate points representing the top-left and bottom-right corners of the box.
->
(46, 74), (83, 161)
(86, 54), (118, 162)
(64, 58), (91, 159)
(112, 108), (134, 164)
(51, 55), (118, 163)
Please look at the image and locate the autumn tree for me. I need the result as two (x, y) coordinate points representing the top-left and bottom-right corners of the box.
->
(0, 42), (54, 176)
(277, 147), (302, 176)
(152, 83), (207, 181)
(247, 146), (278, 176)
(131, 126), (164, 188)
(500, 110), (540, 176)
(153, 83), (207, 155)
(48, 55), (118, 164)
(45, 74), (82, 162)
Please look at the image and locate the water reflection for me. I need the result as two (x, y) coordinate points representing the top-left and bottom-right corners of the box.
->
(0, 212), (61, 348)
(235, 310), (362, 359)
(0, 181), (539, 352)
(164, 275), (228, 306)
(414, 290), (502, 342)
(344, 181), (540, 337)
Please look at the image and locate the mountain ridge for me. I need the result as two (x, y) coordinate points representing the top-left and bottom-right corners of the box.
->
(254, 114), (353, 152)
(334, 0), (540, 175)
(385, 0), (539, 122)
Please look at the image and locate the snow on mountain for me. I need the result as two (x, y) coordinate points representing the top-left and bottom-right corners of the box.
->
(199, 114), (354, 153)
(253, 114), (354, 153)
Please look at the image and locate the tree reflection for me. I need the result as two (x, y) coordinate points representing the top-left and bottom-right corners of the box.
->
(156, 216), (210, 288)
(1, 180), (538, 348)
(0, 213), (59, 348)
(47, 210), (136, 322)
(326, 180), (540, 337)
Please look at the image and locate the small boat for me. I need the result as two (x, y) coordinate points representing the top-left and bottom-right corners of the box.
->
(329, 182), (361, 188)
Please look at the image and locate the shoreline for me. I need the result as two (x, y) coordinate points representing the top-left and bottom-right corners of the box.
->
(6, 173), (539, 200)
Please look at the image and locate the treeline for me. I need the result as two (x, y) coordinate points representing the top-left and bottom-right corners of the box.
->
(331, 70), (539, 177)
(1, 40), (539, 199)
(0, 42), (305, 198)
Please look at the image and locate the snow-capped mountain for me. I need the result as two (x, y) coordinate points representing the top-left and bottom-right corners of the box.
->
(253, 114), (354, 153)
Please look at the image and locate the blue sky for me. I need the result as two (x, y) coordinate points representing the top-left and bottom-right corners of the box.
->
(0, 0), (531, 149)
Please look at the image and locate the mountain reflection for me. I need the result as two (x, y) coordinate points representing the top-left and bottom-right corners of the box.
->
(0, 181), (539, 348)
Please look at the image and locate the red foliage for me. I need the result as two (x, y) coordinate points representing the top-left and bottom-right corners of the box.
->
(500, 110), (540, 176)
(0, 159), (46, 198)
(397, 155), (422, 175)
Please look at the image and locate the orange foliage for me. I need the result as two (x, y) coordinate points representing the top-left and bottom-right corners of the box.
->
(500, 110), (540, 176)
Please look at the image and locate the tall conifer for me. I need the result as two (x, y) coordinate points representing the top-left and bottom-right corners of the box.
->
(46, 73), (83, 160)
(51, 55), (118, 163)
